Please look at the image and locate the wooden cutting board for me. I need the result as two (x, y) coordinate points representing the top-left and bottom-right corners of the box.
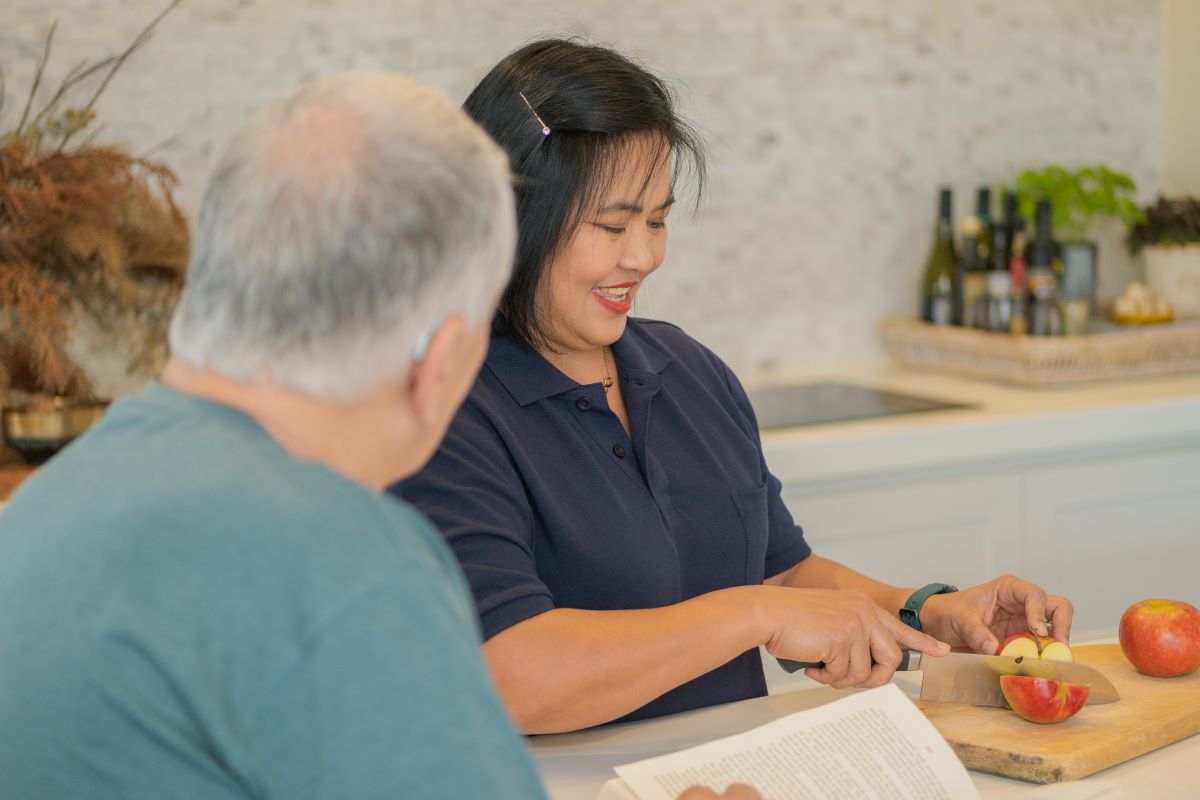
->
(917, 643), (1200, 783)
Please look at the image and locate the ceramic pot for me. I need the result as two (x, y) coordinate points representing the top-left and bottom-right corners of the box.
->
(1, 397), (108, 463)
(1144, 244), (1200, 318)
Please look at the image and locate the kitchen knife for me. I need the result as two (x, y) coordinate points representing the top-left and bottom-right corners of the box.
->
(777, 651), (1120, 707)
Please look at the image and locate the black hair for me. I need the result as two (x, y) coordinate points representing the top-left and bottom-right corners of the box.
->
(462, 38), (707, 353)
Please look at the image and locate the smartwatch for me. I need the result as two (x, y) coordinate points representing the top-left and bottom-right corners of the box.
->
(900, 582), (958, 633)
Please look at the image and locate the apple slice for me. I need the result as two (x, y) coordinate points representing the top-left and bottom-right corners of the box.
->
(996, 633), (1041, 659)
(1039, 639), (1074, 663)
(1000, 676), (1090, 724)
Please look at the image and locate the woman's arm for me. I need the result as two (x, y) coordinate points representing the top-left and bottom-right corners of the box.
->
(484, 582), (945, 733)
(764, 555), (913, 619)
(767, 556), (1077, 657)
(485, 587), (764, 733)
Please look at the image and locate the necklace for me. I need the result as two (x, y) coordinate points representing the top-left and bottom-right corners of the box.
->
(601, 346), (614, 393)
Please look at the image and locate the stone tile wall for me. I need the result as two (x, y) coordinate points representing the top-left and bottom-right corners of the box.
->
(1, 0), (1162, 393)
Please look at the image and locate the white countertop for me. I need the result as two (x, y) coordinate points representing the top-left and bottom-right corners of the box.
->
(746, 362), (1200, 489)
(529, 645), (1198, 799)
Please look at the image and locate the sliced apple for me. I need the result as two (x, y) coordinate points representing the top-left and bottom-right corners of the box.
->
(1039, 639), (1074, 663)
(1000, 675), (1090, 724)
(995, 632), (1074, 662)
(996, 632), (1041, 659)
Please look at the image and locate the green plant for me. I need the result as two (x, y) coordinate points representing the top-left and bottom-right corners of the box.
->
(1127, 197), (1200, 254)
(1014, 165), (1144, 242)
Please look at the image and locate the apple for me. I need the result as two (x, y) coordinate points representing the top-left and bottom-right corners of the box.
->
(1039, 640), (1074, 663)
(1119, 599), (1200, 678)
(995, 632), (1074, 662)
(996, 632), (1041, 660)
(1000, 675), (1090, 724)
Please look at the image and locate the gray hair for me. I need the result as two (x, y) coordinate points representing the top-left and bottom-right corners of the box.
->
(169, 71), (515, 403)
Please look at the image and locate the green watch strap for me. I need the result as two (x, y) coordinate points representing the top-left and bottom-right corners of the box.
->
(900, 582), (958, 633)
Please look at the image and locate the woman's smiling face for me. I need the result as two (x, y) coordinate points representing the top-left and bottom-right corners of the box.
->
(537, 137), (674, 356)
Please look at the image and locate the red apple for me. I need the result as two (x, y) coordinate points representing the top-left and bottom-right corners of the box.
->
(1119, 599), (1200, 678)
(1000, 675), (1090, 724)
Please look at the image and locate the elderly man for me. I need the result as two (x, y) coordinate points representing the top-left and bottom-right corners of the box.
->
(0, 72), (544, 798)
(0, 71), (759, 800)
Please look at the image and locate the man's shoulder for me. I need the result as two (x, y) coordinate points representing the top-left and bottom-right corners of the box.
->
(2, 390), (449, 587)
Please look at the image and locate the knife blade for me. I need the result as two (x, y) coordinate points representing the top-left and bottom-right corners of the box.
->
(777, 651), (1120, 707)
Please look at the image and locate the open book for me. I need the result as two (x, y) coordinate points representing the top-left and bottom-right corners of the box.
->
(599, 684), (979, 800)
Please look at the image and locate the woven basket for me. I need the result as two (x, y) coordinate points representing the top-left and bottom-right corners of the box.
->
(880, 317), (1200, 386)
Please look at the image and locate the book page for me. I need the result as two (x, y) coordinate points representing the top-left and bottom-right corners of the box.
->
(612, 684), (979, 800)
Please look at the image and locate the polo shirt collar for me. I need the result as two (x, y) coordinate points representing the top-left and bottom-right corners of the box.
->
(611, 322), (670, 377)
(486, 317), (671, 407)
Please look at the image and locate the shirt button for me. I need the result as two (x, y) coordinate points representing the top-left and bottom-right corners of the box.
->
(575, 397), (591, 411)
(612, 444), (626, 459)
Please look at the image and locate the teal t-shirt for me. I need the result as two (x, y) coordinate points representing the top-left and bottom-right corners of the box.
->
(0, 384), (547, 800)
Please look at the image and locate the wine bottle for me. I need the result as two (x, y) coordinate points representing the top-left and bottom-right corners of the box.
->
(1008, 232), (1028, 335)
(921, 188), (959, 326)
(1006, 192), (1028, 335)
(977, 189), (1012, 332)
(1025, 199), (1063, 337)
(975, 187), (995, 277)
(960, 187), (991, 329)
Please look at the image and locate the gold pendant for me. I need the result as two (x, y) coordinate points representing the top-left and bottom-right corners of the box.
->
(602, 376), (614, 392)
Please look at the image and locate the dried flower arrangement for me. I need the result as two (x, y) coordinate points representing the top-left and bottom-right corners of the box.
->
(0, 1), (187, 403)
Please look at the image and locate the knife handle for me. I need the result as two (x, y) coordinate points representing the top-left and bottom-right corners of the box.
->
(778, 650), (919, 674)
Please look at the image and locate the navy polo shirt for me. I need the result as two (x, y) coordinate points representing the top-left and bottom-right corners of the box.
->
(392, 318), (812, 722)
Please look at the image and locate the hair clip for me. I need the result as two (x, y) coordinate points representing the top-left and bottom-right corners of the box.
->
(518, 92), (551, 137)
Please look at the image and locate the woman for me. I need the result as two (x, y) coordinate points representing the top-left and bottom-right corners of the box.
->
(393, 39), (1073, 734)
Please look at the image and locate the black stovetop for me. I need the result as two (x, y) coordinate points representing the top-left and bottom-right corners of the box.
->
(745, 381), (973, 430)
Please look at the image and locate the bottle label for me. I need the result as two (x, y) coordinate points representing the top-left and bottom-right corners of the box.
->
(930, 297), (953, 325)
(1027, 269), (1058, 298)
(1010, 256), (1027, 292)
(962, 273), (987, 327)
(986, 271), (1011, 297)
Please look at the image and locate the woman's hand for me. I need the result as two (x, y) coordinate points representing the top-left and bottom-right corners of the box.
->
(919, 574), (1074, 655)
(760, 586), (949, 689)
(677, 784), (761, 799)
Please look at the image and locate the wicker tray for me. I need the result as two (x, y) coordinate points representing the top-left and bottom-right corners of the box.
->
(880, 317), (1200, 386)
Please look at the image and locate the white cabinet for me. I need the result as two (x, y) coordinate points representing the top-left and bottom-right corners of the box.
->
(1022, 449), (1200, 641)
(776, 447), (1200, 643)
(755, 369), (1200, 692)
(783, 474), (1023, 591)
